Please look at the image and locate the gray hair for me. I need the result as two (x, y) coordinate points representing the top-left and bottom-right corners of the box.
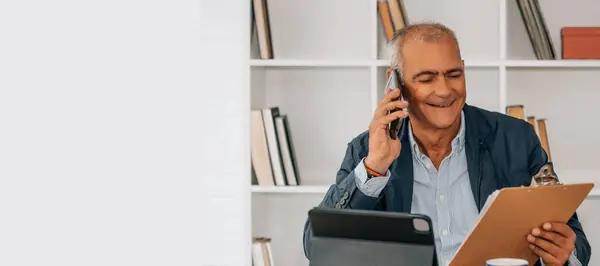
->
(389, 21), (461, 79)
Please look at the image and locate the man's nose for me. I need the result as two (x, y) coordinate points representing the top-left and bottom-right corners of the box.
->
(434, 77), (453, 96)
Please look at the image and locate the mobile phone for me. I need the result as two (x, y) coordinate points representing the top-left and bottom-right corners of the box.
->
(384, 69), (405, 140)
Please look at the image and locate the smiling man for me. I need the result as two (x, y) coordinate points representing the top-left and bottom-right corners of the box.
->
(302, 22), (591, 266)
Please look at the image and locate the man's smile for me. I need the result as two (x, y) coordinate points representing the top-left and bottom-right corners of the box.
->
(426, 99), (455, 108)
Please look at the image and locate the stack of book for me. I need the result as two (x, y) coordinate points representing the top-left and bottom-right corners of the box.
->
(515, 0), (556, 60)
(506, 105), (553, 163)
(377, 0), (410, 42)
(251, 106), (300, 187)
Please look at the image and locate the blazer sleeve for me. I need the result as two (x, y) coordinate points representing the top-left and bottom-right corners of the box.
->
(302, 138), (386, 260)
(525, 123), (592, 266)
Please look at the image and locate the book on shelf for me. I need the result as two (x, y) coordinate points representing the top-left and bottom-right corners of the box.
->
(377, 0), (395, 41)
(536, 118), (553, 162)
(526, 116), (536, 128)
(377, 0), (409, 42)
(252, 237), (274, 266)
(251, 106), (300, 187)
(516, 0), (556, 60)
(250, 0), (255, 44)
(251, 0), (274, 59)
(506, 104), (525, 120)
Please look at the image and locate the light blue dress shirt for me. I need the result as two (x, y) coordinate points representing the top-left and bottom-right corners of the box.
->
(353, 111), (581, 266)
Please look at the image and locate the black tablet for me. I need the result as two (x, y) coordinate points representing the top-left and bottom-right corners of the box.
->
(308, 207), (438, 266)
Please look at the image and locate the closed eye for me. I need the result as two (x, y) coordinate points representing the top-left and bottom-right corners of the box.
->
(417, 74), (435, 84)
(446, 69), (463, 79)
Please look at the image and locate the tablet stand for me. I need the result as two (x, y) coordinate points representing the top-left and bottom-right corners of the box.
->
(309, 235), (437, 266)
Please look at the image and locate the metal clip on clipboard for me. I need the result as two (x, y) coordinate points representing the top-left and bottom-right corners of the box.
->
(531, 162), (561, 187)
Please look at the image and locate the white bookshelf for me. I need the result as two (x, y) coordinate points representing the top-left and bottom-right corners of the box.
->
(250, 0), (600, 265)
(249, 59), (374, 67)
(504, 60), (600, 67)
(251, 185), (329, 194)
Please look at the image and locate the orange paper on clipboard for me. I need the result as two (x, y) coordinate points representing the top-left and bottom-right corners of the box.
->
(449, 183), (594, 266)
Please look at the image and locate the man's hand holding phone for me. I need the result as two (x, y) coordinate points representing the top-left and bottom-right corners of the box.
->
(364, 88), (409, 175)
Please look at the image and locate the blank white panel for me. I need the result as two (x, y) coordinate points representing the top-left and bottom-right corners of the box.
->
(507, 68), (600, 183)
(251, 195), (269, 237)
(252, 194), (324, 266)
(376, 67), (499, 113)
(255, 0), (371, 60)
(506, 0), (600, 59)
(251, 68), (267, 109)
(378, 0), (499, 60)
(464, 68), (500, 113)
(260, 68), (372, 185)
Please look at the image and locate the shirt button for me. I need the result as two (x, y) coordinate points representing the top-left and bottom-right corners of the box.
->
(439, 194), (445, 201)
(442, 229), (449, 236)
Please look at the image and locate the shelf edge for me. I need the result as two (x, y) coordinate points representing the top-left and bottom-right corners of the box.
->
(503, 60), (600, 68)
(251, 186), (600, 198)
(251, 185), (329, 193)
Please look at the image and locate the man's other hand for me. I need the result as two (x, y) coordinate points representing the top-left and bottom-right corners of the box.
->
(527, 222), (576, 266)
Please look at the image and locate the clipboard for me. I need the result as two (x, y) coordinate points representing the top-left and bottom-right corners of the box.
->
(449, 183), (594, 266)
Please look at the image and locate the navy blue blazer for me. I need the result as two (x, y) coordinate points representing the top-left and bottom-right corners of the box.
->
(302, 103), (591, 265)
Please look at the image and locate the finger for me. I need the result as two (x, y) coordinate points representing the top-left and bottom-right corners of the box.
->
(532, 227), (570, 249)
(545, 222), (576, 240)
(372, 109), (409, 128)
(529, 242), (562, 265)
(377, 88), (401, 108)
(374, 100), (409, 118)
(527, 234), (564, 261)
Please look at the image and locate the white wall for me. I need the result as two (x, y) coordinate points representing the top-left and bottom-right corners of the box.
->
(0, 0), (250, 265)
(199, 0), (251, 265)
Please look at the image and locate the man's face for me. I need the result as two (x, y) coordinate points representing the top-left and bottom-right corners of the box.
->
(399, 37), (466, 130)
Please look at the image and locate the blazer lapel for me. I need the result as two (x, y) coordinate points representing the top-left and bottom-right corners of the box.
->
(465, 129), (482, 211)
(463, 104), (491, 212)
(386, 118), (414, 213)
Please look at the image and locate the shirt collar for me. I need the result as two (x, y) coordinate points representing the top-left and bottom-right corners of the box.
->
(408, 110), (466, 160)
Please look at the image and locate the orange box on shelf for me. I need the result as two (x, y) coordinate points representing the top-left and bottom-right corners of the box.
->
(561, 27), (600, 59)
